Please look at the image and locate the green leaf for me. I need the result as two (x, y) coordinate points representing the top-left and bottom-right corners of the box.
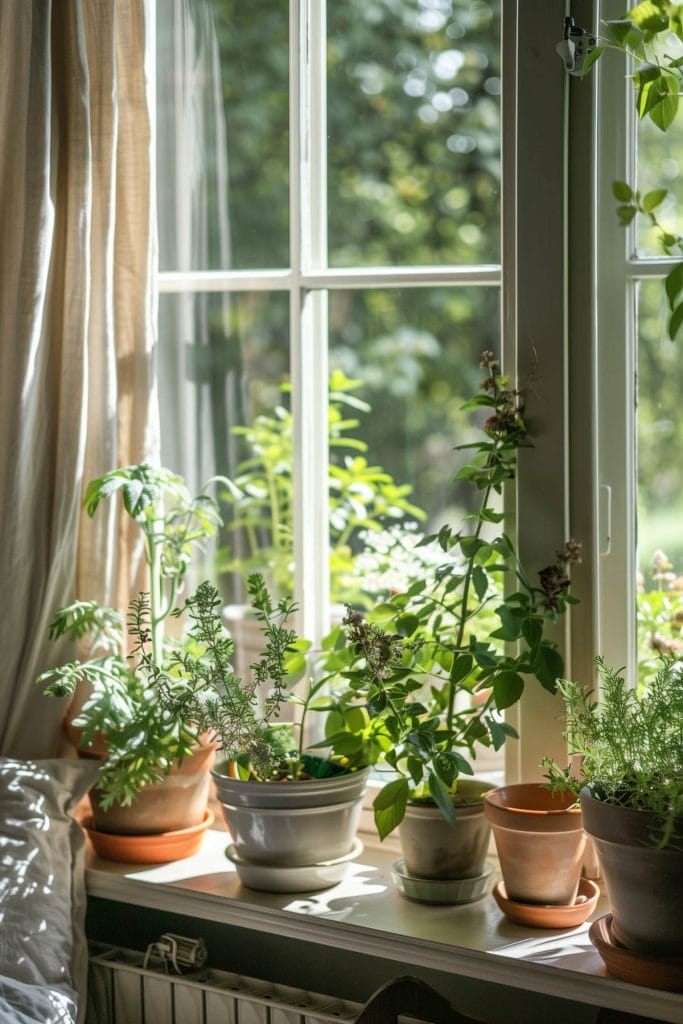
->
(605, 18), (643, 49)
(642, 188), (668, 212)
(460, 394), (497, 410)
(492, 671), (525, 710)
(626, 2), (669, 33)
(472, 565), (488, 601)
(672, 9), (683, 41)
(581, 46), (605, 77)
(633, 61), (663, 86)
(428, 772), (457, 828)
(521, 616), (542, 649)
(612, 180), (634, 202)
(373, 777), (410, 841)
(396, 613), (420, 637)
(668, 300), (683, 341)
(638, 74), (679, 130)
(450, 652), (473, 684)
(491, 604), (524, 642)
(488, 717), (509, 751)
(450, 751), (474, 776)
(616, 205), (637, 226)
(665, 261), (683, 310)
(434, 753), (457, 788)
(460, 536), (484, 559)
(532, 644), (564, 693)
(407, 756), (424, 786)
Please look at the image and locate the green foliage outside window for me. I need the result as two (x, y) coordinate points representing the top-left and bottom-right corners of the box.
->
(216, 370), (427, 604)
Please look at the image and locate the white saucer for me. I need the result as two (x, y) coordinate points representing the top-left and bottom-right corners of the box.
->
(392, 859), (494, 904)
(225, 836), (364, 893)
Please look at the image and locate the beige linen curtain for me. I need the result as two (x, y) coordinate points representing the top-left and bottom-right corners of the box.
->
(0, 0), (159, 757)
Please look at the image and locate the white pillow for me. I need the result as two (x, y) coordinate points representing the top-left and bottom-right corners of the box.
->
(0, 758), (99, 1024)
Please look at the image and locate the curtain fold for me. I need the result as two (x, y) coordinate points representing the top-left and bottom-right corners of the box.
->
(0, 0), (158, 757)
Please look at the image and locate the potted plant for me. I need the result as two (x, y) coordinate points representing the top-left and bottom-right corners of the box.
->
(482, 782), (593, 927)
(37, 464), (223, 861)
(543, 657), (683, 965)
(320, 352), (580, 902)
(155, 571), (389, 891)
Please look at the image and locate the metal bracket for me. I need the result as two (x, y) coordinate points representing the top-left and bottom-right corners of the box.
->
(143, 933), (208, 975)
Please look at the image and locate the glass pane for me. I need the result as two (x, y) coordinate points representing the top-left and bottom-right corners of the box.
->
(328, 285), (503, 776)
(328, 286), (500, 605)
(156, 0), (289, 272)
(635, 28), (683, 258)
(158, 291), (290, 603)
(327, 0), (501, 267)
(636, 280), (683, 681)
(636, 115), (683, 258)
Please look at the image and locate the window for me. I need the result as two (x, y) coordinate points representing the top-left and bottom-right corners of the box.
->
(595, 0), (683, 685)
(155, 1), (576, 781)
(156, 0), (502, 622)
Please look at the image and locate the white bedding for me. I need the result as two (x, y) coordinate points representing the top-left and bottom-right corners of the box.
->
(0, 758), (98, 1024)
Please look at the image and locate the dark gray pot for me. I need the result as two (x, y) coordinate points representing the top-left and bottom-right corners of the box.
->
(580, 787), (683, 956)
(212, 764), (369, 866)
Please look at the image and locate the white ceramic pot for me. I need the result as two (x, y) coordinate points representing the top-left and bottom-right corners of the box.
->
(212, 764), (369, 866)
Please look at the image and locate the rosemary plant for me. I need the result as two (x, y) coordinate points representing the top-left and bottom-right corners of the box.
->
(543, 657), (683, 846)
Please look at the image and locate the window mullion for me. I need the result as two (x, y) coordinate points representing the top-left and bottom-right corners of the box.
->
(291, 0), (330, 643)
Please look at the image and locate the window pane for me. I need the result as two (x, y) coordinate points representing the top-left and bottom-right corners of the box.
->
(636, 115), (683, 258)
(158, 291), (290, 601)
(328, 286), (500, 605)
(636, 280), (683, 679)
(327, 0), (501, 268)
(156, 0), (289, 272)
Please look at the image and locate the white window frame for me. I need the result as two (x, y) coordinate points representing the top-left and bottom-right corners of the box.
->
(156, 0), (582, 783)
(593, 0), (678, 683)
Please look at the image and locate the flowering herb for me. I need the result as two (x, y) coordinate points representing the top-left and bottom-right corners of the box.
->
(322, 352), (580, 838)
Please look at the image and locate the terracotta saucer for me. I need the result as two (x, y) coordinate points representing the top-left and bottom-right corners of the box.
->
(84, 809), (214, 864)
(589, 914), (683, 992)
(492, 877), (599, 928)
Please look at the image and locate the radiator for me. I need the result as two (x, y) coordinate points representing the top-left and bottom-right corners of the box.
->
(87, 941), (365, 1024)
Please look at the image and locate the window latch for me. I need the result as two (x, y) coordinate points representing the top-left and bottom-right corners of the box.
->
(556, 16), (597, 77)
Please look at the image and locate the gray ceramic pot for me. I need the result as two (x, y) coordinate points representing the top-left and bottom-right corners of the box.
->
(580, 787), (683, 956)
(398, 779), (495, 880)
(212, 764), (369, 866)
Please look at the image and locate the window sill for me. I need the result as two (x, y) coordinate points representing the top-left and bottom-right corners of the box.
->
(85, 830), (682, 1023)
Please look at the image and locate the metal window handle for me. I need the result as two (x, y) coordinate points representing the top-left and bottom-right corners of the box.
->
(599, 484), (612, 556)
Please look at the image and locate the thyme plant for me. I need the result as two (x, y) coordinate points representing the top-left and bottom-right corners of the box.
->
(543, 658), (683, 847)
(156, 573), (386, 781)
(323, 352), (580, 839)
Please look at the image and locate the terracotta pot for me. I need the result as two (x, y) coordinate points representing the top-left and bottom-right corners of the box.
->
(484, 783), (585, 905)
(212, 763), (369, 866)
(580, 788), (683, 957)
(398, 779), (494, 880)
(90, 743), (217, 835)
